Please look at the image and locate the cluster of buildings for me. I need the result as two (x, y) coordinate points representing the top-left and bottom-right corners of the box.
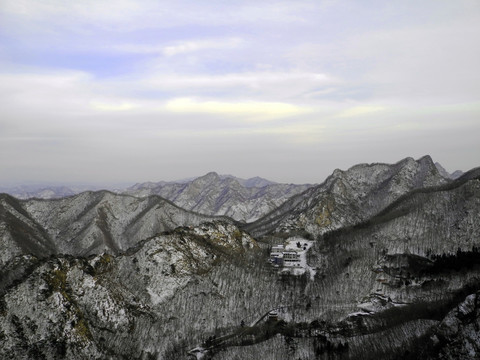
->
(269, 244), (302, 267)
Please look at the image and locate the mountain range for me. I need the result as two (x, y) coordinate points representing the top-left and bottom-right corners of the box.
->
(1, 174), (312, 223)
(244, 155), (450, 237)
(0, 190), (232, 269)
(1, 155), (479, 359)
(124, 172), (312, 222)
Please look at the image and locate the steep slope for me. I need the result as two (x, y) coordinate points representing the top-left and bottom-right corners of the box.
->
(0, 194), (56, 265)
(0, 191), (231, 268)
(124, 172), (312, 222)
(244, 155), (449, 237)
(0, 222), (258, 359)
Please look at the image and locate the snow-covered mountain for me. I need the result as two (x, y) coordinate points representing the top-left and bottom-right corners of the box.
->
(1, 156), (480, 359)
(0, 191), (231, 268)
(0, 221), (258, 359)
(0, 183), (135, 200)
(0, 185), (79, 200)
(1, 173), (311, 223)
(123, 172), (312, 222)
(244, 155), (449, 237)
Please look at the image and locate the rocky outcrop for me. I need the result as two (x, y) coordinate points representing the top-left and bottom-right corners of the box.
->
(0, 222), (258, 359)
(432, 292), (480, 359)
(244, 156), (450, 237)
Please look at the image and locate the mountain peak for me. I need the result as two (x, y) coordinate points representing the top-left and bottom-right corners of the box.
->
(194, 172), (221, 184)
(435, 162), (451, 179)
(417, 154), (435, 169)
(243, 176), (277, 188)
(418, 154), (433, 163)
(202, 171), (220, 179)
(435, 162), (465, 180)
(245, 156), (451, 238)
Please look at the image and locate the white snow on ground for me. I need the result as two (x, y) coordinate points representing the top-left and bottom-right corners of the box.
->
(279, 237), (317, 280)
(348, 311), (371, 317)
(187, 347), (207, 359)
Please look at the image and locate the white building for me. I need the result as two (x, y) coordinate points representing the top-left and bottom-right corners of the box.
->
(270, 245), (301, 267)
(270, 245), (284, 266)
(282, 251), (301, 267)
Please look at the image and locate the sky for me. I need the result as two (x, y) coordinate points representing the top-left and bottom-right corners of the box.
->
(0, 0), (479, 185)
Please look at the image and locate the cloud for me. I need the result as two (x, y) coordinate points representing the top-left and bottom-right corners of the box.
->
(0, 0), (320, 34)
(92, 101), (138, 111)
(0, 70), (94, 117)
(138, 72), (333, 102)
(335, 105), (385, 118)
(110, 37), (245, 56)
(164, 97), (312, 120)
(0, 0), (145, 34)
(344, 16), (480, 102)
(163, 38), (245, 56)
(0, 68), (324, 122)
(1, 1), (479, 184)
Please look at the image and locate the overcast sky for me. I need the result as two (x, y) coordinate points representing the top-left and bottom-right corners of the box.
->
(1, 0), (479, 185)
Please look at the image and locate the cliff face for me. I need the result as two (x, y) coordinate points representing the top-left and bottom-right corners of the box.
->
(1, 157), (480, 359)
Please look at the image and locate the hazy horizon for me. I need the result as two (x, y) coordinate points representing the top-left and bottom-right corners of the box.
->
(1, 1), (479, 185)
(0, 155), (471, 189)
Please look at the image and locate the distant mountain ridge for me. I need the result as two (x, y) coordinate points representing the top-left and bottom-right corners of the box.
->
(0, 184), (87, 200)
(1, 173), (310, 223)
(130, 173), (277, 189)
(123, 172), (312, 222)
(434, 162), (464, 179)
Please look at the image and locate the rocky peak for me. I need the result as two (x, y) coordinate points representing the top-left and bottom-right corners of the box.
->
(435, 162), (451, 179)
(243, 176), (277, 188)
(194, 171), (221, 184)
(244, 156), (449, 237)
(417, 154), (434, 166)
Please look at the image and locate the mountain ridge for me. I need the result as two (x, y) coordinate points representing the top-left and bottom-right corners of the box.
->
(2, 172), (312, 223)
(0, 190), (236, 269)
(123, 171), (313, 222)
(243, 155), (450, 237)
